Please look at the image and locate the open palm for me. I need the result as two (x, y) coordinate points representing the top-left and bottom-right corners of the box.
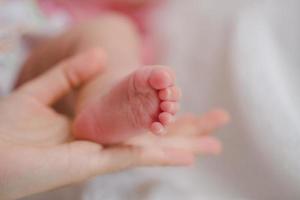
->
(0, 51), (229, 200)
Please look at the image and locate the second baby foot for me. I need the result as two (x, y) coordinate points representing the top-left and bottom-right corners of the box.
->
(72, 66), (181, 144)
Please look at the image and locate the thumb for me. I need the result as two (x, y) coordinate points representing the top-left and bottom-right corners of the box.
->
(17, 49), (106, 105)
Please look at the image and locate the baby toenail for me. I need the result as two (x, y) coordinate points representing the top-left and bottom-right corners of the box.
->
(166, 90), (171, 98)
(170, 116), (175, 123)
(151, 122), (165, 135)
(156, 127), (166, 135)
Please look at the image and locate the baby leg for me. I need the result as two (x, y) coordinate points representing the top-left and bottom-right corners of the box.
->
(17, 14), (181, 144)
(71, 16), (181, 143)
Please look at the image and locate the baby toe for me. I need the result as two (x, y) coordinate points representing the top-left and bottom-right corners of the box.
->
(159, 86), (182, 101)
(149, 67), (174, 90)
(159, 112), (174, 126)
(160, 101), (180, 114)
(150, 122), (165, 135)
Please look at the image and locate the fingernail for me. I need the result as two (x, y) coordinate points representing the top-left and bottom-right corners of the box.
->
(165, 149), (195, 165)
(197, 138), (222, 155)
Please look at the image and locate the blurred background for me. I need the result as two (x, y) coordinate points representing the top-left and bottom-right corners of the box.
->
(1, 0), (300, 199)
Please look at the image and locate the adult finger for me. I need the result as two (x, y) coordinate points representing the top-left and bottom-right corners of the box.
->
(59, 141), (195, 177)
(3, 141), (196, 199)
(195, 109), (230, 135)
(168, 109), (230, 136)
(126, 134), (222, 155)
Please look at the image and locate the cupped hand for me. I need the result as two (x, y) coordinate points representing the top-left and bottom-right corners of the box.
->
(0, 49), (229, 199)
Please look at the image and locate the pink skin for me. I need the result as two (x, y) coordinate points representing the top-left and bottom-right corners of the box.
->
(73, 66), (181, 144)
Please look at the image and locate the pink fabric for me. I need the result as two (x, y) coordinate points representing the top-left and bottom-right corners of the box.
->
(37, 0), (164, 64)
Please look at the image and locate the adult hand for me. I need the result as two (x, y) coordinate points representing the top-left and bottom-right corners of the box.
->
(0, 49), (229, 199)
(127, 110), (230, 163)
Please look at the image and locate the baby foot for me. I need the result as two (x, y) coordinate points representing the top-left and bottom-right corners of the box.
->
(72, 66), (181, 144)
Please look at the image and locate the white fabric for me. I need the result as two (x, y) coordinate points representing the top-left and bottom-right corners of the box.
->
(153, 0), (300, 198)
(0, 0), (69, 95)
(4, 0), (299, 199)
(156, 0), (300, 198)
